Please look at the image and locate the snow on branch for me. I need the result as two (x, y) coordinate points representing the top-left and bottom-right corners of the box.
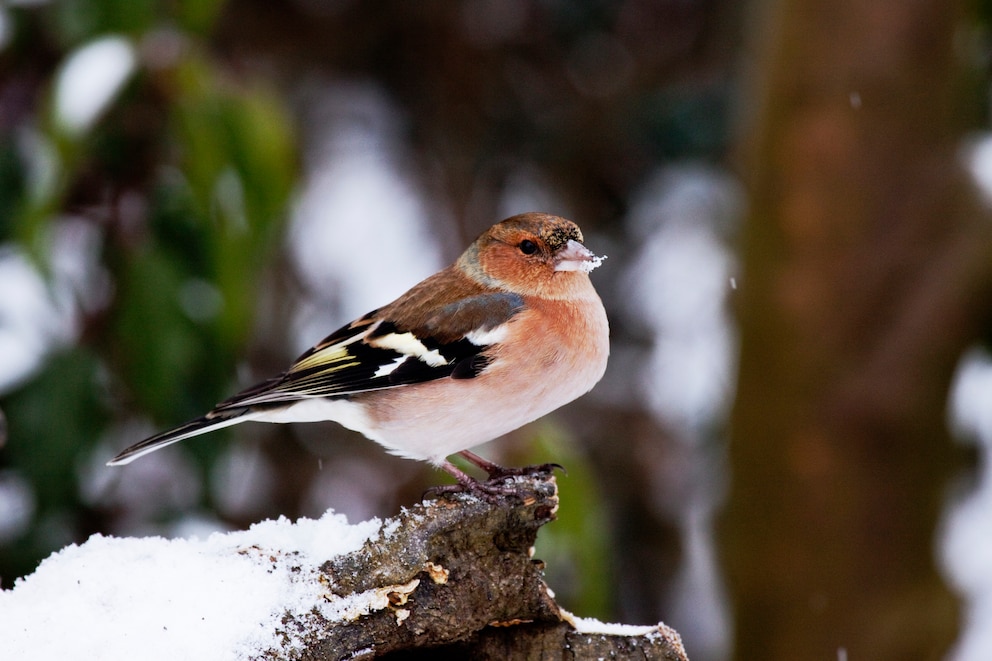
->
(1, 472), (688, 660)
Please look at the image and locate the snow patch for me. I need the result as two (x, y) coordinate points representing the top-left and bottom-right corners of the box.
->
(0, 510), (387, 661)
(560, 608), (661, 637)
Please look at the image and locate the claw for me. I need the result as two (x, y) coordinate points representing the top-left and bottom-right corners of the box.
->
(456, 449), (567, 480)
(424, 477), (519, 504)
(426, 457), (563, 503)
(484, 462), (566, 479)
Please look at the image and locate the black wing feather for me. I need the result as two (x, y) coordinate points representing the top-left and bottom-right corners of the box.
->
(215, 292), (524, 409)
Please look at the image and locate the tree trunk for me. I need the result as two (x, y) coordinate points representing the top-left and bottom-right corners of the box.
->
(723, 0), (992, 658)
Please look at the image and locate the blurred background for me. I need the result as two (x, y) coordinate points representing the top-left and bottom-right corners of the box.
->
(1, 1), (992, 659)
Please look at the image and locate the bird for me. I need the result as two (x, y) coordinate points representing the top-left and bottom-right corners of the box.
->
(108, 212), (610, 496)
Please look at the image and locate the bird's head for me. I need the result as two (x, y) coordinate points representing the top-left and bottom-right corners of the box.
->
(458, 213), (606, 299)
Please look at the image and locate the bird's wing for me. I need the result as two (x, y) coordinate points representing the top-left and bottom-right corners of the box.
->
(214, 291), (526, 410)
(107, 291), (525, 466)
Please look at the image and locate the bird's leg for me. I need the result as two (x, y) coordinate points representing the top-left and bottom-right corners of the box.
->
(457, 449), (564, 479)
(424, 460), (519, 502)
(425, 454), (565, 502)
(457, 449), (507, 475)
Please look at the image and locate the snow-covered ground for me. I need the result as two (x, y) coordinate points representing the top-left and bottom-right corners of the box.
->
(1, 511), (387, 660)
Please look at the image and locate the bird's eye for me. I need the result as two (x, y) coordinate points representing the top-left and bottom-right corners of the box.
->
(518, 239), (538, 255)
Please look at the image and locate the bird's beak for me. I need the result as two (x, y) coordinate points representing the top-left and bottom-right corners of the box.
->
(554, 239), (606, 273)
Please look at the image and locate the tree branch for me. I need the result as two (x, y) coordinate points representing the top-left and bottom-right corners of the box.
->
(2, 471), (686, 660)
(262, 472), (688, 660)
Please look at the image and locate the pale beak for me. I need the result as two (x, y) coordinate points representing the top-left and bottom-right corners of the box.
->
(554, 239), (606, 273)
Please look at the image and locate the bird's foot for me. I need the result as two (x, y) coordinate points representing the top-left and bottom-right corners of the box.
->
(480, 462), (565, 480)
(424, 477), (520, 503)
(426, 457), (563, 504)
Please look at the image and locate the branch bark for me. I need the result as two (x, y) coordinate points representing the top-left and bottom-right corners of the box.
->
(259, 472), (688, 660)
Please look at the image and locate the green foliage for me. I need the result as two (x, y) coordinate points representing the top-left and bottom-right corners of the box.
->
(169, 56), (296, 345)
(0, 348), (110, 585)
(0, 142), (26, 242)
(5, 349), (108, 512)
(173, 0), (227, 36)
(49, 1), (146, 45)
(109, 244), (202, 418)
(0, 0), (297, 586)
(526, 422), (612, 620)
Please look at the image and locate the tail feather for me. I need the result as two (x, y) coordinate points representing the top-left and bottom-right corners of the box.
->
(106, 408), (264, 466)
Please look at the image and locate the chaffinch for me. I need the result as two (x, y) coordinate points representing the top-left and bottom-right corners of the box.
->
(108, 212), (610, 495)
